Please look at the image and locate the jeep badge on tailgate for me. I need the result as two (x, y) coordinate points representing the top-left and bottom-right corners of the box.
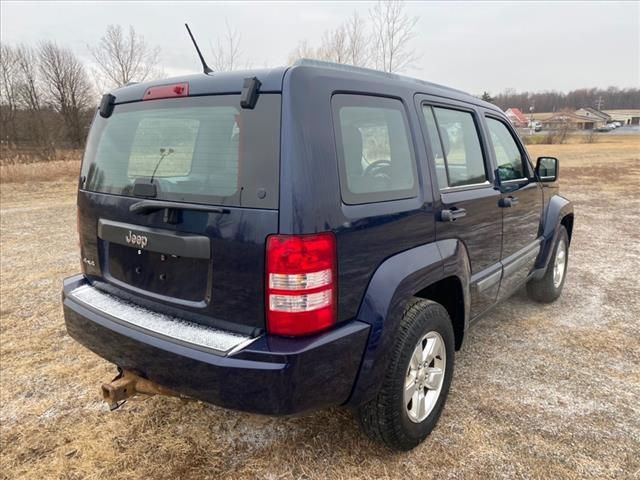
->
(125, 231), (148, 249)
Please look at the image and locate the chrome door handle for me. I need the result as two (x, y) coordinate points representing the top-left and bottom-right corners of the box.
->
(440, 208), (467, 222)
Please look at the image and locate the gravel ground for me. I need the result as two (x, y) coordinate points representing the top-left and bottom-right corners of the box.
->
(1, 138), (639, 479)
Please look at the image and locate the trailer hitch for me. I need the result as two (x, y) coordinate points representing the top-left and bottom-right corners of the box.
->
(101, 369), (190, 410)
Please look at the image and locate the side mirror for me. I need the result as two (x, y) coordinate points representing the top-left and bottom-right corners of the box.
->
(535, 157), (559, 182)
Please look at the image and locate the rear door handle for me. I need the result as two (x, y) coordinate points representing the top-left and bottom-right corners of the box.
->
(440, 208), (467, 222)
(499, 196), (519, 208)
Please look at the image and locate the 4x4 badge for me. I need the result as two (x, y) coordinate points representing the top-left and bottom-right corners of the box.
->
(125, 230), (148, 248)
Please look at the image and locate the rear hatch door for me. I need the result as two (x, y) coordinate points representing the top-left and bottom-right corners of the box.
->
(78, 92), (281, 333)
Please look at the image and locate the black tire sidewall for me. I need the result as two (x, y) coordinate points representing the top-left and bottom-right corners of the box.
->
(393, 303), (455, 445)
(527, 225), (569, 303)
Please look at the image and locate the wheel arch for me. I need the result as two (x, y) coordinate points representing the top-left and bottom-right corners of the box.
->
(346, 239), (471, 406)
(561, 213), (574, 245)
(414, 275), (465, 350)
(536, 195), (574, 271)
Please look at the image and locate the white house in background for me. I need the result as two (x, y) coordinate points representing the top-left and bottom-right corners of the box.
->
(603, 109), (640, 125)
(575, 108), (611, 124)
(541, 111), (604, 130)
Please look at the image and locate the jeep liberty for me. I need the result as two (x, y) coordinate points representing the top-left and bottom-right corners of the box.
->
(63, 60), (574, 450)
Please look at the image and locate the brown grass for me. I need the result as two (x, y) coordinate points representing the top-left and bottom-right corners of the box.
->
(526, 134), (640, 162)
(1, 148), (82, 183)
(0, 160), (81, 184)
(1, 136), (639, 479)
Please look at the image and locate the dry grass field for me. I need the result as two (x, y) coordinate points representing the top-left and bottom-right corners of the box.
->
(1, 136), (639, 479)
(0, 149), (82, 184)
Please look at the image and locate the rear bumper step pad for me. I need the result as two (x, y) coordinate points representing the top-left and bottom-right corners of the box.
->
(69, 284), (254, 355)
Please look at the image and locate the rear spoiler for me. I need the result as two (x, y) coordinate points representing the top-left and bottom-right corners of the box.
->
(98, 76), (261, 118)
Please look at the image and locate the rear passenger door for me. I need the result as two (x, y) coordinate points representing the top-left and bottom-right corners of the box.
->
(482, 114), (544, 299)
(417, 97), (502, 317)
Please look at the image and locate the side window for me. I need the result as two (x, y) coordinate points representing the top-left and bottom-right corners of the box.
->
(485, 117), (526, 181)
(333, 94), (417, 204)
(422, 106), (487, 188)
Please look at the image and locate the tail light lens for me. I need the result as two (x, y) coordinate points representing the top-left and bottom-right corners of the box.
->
(266, 233), (337, 336)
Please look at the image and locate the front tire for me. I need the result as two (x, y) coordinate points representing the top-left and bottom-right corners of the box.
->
(357, 299), (455, 451)
(527, 225), (569, 303)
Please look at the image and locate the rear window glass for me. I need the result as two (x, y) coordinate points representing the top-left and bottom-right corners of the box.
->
(332, 94), (418, 204)
(127, 117), (199, 178)
(81, 94), (281, 209)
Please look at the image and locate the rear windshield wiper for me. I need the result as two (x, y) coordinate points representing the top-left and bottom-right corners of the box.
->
(131, 148), (174, 198)
(149, 147), (174, 184)
(130, 200), (230, 215)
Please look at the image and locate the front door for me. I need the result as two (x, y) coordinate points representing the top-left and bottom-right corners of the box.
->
(483, 114), (543, 299)
(419, 100), (503, 317)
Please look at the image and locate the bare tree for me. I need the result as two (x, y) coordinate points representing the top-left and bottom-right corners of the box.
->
(211, 21), (242, 72)
(0, 44), (19, 146)
(14, 45), (43, 113)
(345, 12), (370, 67)
(318, 24), (349, 64)
(319, 15), (371, 67)
(288, 39), (319, 64)
(370, 0), (418, 73)
(38, 41), (93, 147)
(290, 5), (417, 71)
(288, 12), (371, 68)
(89, 25), (161, 88)
(12, 44), (56, 157)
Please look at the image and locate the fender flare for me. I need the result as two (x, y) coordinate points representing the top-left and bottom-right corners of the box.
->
(347, 239), (471, 407)
(535, 195), (574, 274)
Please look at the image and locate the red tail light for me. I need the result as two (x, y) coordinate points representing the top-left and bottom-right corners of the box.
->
(266, 233), (337, 336)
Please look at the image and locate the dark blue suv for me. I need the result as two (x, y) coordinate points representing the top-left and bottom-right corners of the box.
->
(63, 60), (574, 450)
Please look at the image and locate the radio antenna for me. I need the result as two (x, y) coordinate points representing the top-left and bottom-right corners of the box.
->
(185, 23), (213, 74)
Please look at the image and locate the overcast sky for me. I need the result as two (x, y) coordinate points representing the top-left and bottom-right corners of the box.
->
(1, 1), (638, 94)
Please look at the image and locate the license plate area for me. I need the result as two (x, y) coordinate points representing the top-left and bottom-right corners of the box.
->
(107, 243), (209, 302)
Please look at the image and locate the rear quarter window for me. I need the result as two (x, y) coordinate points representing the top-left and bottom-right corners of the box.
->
(332, 94), (418, 204)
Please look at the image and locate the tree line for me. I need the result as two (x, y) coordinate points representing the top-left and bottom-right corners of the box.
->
(2, 0), (638, 163)
(0, 0), (420, 162)
(0, 25), (161, 161)
(1, 42), (93, 159)
(483, 87), (640, 113)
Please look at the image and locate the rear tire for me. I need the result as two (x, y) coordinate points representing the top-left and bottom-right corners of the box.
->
(357, 299), (455, 451)
(527, 225), (569, 303)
